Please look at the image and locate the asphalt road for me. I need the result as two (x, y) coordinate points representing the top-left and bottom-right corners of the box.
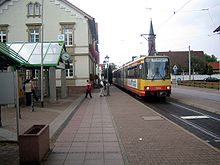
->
(172, 86), (220, 102)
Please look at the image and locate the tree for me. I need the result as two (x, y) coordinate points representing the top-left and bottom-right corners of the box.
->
(103, 64), (113, 84)
(191, 56), (207, 74)
(207, 65), (213, 76)
(205, 53), (217, 62)
(108, 65), (113, 84)
(110, 63), (117, 71)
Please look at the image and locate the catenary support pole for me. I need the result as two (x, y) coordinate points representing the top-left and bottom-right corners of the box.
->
(188, 45), (191, 80)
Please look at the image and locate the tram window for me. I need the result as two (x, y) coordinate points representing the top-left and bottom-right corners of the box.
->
(144, 57), (170, 80)
(138, 64), (143, 79)
(144, 63), (148, 78)
(125, 68), (128, 78)
(127, 66), (138, 78)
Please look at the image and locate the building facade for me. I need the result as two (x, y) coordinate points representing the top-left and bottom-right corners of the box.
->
(0, 0), (99, 95)
(158, 51), (205, 73)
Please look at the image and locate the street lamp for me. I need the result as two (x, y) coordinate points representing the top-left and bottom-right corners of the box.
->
(104, 55), (110, 96)
(40, 0), (44, 107)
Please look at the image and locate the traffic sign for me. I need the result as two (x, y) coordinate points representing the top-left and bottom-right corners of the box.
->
(173, 65), (178, 75)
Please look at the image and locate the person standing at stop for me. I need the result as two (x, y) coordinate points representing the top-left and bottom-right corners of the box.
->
(85, 80), (92, 98)
(24, 79), (32, 106)
(99, 80), (104, 97)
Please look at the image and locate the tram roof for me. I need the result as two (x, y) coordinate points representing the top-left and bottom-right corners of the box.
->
(114, 55), (169, 70)
(125, 55), (169, 67)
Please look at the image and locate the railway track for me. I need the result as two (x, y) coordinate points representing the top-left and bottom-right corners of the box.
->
(140, 98), (220, 150)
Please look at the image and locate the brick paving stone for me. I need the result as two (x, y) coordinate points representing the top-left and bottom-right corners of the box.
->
(3, 86), (219, 165)
(107, 86), (220, 165)
(0, 142), (19, 165)
(84, 159), (104, 165)
(105, 159), (124, 165)
(85, 152), (104, 160)
(43, 93), (125, 165)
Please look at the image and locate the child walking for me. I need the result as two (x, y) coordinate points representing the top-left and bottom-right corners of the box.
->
(85, 80), (92, 98)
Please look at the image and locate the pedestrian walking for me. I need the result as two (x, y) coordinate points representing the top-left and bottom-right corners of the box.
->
(30, 76), (39, 102)
(103, 79), (107, 90)
(99, 80), (104, 97)
(85, 80), (92, 98)
(23, 76), (39, 106)
(23, 79), (32, 106)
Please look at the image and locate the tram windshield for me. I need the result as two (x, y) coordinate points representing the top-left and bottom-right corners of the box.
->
(144, 57), (170, 80)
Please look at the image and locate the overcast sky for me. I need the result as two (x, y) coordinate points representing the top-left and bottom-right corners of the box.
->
(68, 0), (220, 65)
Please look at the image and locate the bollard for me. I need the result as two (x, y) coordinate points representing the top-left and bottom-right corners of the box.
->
(106, 83), (110, 96)
(31, 93), (34, 112)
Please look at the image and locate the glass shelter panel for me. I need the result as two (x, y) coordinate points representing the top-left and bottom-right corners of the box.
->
(8, 43), (23, 54)
(6, 42), (65, 66)
(44, 43), (62, 64)
(18, 43), (36, 61)
(28, 43), (40, 64)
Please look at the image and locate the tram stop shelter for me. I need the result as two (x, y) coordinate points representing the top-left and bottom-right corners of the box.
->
(0, 41), (69, 103)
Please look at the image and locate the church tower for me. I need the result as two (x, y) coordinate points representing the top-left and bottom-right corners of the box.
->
(148, 20), (156, 56)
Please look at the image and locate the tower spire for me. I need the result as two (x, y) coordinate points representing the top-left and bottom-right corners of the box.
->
(148, 19), (156, 56)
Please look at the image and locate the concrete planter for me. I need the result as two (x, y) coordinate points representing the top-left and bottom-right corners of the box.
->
(19, 124), (49, 165)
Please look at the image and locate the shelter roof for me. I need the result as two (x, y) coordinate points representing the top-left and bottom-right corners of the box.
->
(0, 41), (66, 69)
(0, 42), (30, 68)
(6, 41), (66, 67)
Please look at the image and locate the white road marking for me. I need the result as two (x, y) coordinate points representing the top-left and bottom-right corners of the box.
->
(171, 114), (220, 140)
(169, 102), (220, 122)
(181, 115), (209, 120)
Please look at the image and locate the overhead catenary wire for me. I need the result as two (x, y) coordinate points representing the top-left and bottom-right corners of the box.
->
(159, 0), (193, 27)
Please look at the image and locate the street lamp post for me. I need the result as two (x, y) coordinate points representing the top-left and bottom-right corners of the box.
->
(104, 55), (110, 96)
(40, 0), (44, 107)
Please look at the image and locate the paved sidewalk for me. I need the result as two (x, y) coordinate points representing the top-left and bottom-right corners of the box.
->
(0, 85), (220, 165)
(44, 94), (124, 165)
(0, 94), (84, 141)
(0, 94), (84, 165)
(106, 86), (220, 165)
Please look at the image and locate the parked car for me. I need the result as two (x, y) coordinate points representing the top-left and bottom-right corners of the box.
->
(203, 77), (220, 82)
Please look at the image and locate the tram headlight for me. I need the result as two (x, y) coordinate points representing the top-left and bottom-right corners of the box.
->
(166, 86), (170, 90)
(146, 86), (150, 90)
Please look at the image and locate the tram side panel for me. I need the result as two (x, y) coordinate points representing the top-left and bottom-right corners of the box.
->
(113, 56), (171, 97)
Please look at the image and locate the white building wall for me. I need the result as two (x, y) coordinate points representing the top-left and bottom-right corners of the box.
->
(0, 0), (89, 44)
(0, 0), (96, 88)
(0, 1), (28, 41)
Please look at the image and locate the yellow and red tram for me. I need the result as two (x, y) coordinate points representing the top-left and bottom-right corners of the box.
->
(113, 56), (171, 98)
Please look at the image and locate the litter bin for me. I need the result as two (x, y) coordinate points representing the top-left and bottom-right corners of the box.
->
(19, 124), (49, 165)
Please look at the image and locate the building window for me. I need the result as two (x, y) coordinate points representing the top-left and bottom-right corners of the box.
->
(27, 2), (34, 16)
(34, 2), (40, 16)
(0, 25), (8, 42)
(60, 22), (75, 47)
(64, 28), (73, 46)
(0, 31), (7, 42)
(27, 2), (41, 17)
(30, 29), (40, 42)
(66, 63), (74, 78)
(26, 24), (41, 42)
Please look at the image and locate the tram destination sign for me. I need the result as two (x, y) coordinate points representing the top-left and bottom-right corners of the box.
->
(145, 58), (168, 62)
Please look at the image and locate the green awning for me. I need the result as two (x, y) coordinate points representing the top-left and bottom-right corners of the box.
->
(0, 42), (30, 67)
(6, 41), (66, 67)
